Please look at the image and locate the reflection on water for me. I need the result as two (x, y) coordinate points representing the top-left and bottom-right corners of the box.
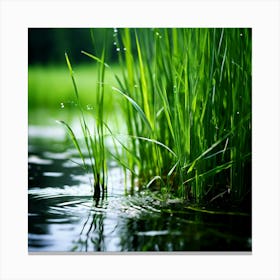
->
(28, 125), (251, 252)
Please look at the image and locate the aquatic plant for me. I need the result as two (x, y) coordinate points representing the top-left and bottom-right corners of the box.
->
(111, 28), (251, 205)
(58, 50), (108, 199)
(61, 28), (251, 207)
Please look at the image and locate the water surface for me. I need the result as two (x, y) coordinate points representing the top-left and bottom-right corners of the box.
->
(28, 125), (251, 252)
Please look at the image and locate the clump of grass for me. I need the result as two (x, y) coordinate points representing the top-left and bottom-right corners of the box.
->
(60, 28), (251, 208)
(58, 50), (108, 199)
(110, 28), (251, 206)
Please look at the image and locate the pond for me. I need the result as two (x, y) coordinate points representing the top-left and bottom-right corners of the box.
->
(28, 124), (251, 252)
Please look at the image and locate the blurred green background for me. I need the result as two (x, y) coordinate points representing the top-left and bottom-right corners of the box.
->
(28, 28), (123, 124)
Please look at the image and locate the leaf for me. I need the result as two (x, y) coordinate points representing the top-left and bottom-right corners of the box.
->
(56, 120), (86, 167)
(65, 52), (79, 100)
(167, 160), (179, 177)
(183, 161), (233, 184)
(81, 50), (110, 68)
(112, 86), (153, 132)
(146, 176), (163, 188)
(135, 31), (152, 128)
(128, 135), (177, 158)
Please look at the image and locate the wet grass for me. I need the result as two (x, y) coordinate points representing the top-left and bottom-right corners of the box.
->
(50, 28), (251, 210)
(58, 52), (109, 199)
(110, 28), (252, 208)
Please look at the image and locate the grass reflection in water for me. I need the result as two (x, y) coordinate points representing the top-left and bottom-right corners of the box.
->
(28, 129), (251, 252)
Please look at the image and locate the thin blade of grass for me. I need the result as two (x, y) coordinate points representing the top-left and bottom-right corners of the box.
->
(183, 161), (233, 184)
(65, 52), (79, 100)
(112, 86), (152, 132)
(81, 50), (110, 68)
(128, 135), (177, 158)
(135, 31), (153, 128)
(146, 175), (164, 188)
(56, 120), (86, 167)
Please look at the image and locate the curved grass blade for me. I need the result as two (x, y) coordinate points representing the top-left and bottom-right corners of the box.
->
(183, 131), (232, 173)
(167, 160), (179, 177)
(112, 86), (152, 132)
(104, 132), (177, 158)
(183, 161), (233, 184)
(146, 175), (164, 188)
(108, 151), (138, 176)
(126, 134), (177, 158)
(65, 52), (79, 100)
(56, 120), (86, 168)
(81, 50), (110, 68)
(104, 123), (141, 163)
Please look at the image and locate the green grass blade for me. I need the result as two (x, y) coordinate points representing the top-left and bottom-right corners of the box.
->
(56, 120), (86, 168)
(146, 175), (164, 188)
(183, 131), (232, 172)
(81, 50), (110, 68)
(128, 135), (177, 158)
(183, 161), (233, 184)
(135, 31), (153, 128)
(65, 52), (79, 100)
(112, 86), (152, 132)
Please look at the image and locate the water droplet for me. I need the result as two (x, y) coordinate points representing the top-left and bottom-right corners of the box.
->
(114, 28), (118, 33)
(116, 48), (120, 52)
(134, 84), (138, 88)
(240, 33), (243, 37)
(237, 111), (240, 115)
(60, 102), (65, 109)
(86, 104), (93, 111)
(113, 42), (117, 45)
(123, 47), (126, 51)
